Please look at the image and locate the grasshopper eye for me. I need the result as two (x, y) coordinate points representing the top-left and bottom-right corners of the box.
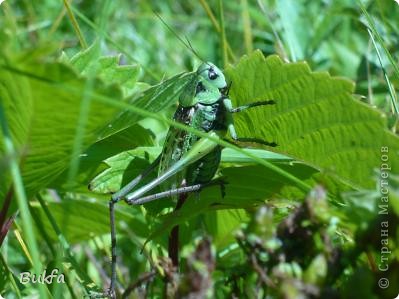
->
(208, 68), (219, 80)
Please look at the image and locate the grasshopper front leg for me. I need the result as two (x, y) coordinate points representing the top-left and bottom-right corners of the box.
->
(223, 97), (277, 147)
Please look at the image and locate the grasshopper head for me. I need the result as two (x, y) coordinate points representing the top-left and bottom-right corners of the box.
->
(180, 62), (227, 107)
(197, 62), (227, 90)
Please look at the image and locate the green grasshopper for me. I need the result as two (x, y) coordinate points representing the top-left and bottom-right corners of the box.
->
(105, 61), (276, 297)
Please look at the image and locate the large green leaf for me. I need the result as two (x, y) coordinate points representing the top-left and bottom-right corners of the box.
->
(0, 54), (128, 202)
(226, 51), (399, 189)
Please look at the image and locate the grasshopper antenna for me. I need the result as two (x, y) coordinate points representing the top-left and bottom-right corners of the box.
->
(185, 37), (205, 63)
(154, 11), (207, 64)
(185, 37), (214, 71)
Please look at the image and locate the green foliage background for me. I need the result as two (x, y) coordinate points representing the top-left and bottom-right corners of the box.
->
(0, 0), (398, 298)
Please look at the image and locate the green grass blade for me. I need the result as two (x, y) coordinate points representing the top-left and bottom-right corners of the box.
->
(29, 199), (78, 299)
(241, 0), (253, 54)
(358, 1), (399, 82)
(276, 0), (303, 61)
(66, 72), (95, 188)
(35, 194), (103, 295)
(367, 28), (398, 115)
(199, 0), (236, 62)
(0, 253), (23, 298)
(63, 0), (87, 49)
(218, 0), (228, 67)
(0, 103), (48, 299)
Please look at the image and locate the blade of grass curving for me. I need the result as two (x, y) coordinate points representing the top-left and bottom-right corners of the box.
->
(36, 194), (103, 295)
(276, 0), (303, 61)
(0, 214), (16, 247)
(13, 224), (33, 264)
(367, 28), (398, 115)
(14, 230), (55, 297)
(366, 38), (374, 104)
(97, 0), (112, 37)
(0, 103), (48, 298)
(0, 253), (23, 298)
(29, 200), (77, 299)
(218, 0), (228, 67)
(241, 0), (253, 55)
(256, 0), (289, 61)
(0, 214), (16, 255)
(63, 0), (87, 49)
(199, 0), (236, 62)
(13, 224), (54, 298)
(0, 188), (13, 246)
(199, 0), (221, 32)
(358, 1), (399, 82)
(49, 5), (67, 35)
(66, 70), (95, 189)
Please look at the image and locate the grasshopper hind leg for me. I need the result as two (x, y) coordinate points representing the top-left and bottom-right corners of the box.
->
(108, 200), (117, 299)
(125, 178), (228, 205)
(107, 154), (161, 298)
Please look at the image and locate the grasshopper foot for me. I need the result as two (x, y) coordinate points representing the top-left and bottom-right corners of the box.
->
(86, 288), (115, 299)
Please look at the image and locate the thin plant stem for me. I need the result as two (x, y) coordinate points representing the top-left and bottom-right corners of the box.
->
(63, 0), (88, 49)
